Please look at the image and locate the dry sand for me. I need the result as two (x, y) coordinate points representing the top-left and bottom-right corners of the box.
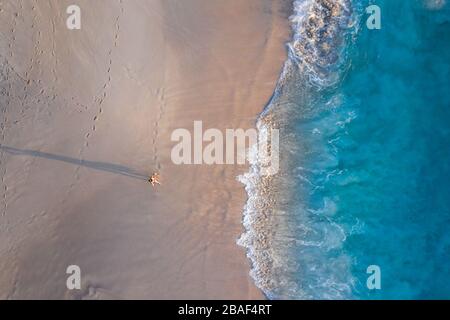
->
(0, 0), (289, 299)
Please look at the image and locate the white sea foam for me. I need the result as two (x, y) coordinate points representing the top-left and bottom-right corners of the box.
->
(237, 0), (358, 299)
(237, 120), (277, 294)
(424, 0), (446, 10)
(289, 0), (356, 87)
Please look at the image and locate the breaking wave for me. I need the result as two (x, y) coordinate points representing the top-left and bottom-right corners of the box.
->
(238, 0), (359, 299)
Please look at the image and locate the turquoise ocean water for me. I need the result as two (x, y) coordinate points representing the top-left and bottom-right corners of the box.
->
(238, 0), (450, 299)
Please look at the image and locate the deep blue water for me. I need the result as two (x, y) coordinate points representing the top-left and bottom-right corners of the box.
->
(239, 0), (450, 299)
(340, 0), (450, 299)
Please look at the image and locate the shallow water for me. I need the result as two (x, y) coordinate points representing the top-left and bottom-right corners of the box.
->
(239, 0), (450, 299)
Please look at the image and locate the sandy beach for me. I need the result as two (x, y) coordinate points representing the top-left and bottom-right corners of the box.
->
(0, 0), (289, 299)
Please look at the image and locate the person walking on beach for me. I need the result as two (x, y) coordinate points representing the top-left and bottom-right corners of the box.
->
(149, 173), (161, 187)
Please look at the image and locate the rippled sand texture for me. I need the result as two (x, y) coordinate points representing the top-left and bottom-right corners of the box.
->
(0, 0), (289, 299)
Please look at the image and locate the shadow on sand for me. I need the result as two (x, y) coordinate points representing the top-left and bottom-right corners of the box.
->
(0, 145), (149, 181)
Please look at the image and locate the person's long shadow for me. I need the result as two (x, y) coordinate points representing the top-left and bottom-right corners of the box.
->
(0, 145), (149, 181)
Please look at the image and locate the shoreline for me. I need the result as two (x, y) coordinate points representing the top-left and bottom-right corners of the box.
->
(238, 0), (361, 299)
(0, 0), (290, 299)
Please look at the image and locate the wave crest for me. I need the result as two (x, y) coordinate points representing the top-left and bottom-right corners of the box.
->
(238, 0), (358, 299)
(288, 0), (355, 86)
